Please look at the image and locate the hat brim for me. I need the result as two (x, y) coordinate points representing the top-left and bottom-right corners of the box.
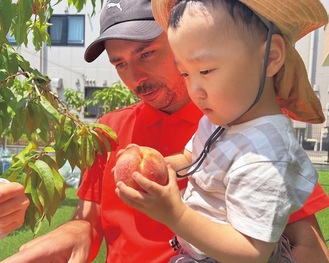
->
(84, 20), (163, 62)
(276, 44), (325, 124)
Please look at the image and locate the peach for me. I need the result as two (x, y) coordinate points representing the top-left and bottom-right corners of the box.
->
(113, 145), (168, 191)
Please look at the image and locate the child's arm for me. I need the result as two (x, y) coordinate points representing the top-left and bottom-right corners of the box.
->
(165, 148), (192, 176)
(115, 168), (276, 263)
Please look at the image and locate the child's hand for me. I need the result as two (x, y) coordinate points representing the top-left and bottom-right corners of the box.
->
(115, 165), (186, 226)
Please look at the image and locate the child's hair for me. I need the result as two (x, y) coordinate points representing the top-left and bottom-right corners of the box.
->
(168, 0), (270, 45)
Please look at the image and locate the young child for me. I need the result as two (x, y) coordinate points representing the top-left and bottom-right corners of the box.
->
(115, 0), (328, 262)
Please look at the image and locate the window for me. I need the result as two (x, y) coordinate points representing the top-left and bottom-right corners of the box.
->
(84, 87), (104, 118)
(49, 15), (85, 46)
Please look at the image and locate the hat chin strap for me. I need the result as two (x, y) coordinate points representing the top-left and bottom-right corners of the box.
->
(246, 21), (275, 112)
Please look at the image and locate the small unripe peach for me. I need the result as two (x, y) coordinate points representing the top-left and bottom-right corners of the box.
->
(113, 145), (168, 191)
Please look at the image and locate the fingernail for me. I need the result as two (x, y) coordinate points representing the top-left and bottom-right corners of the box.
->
(0, 178), (10, 184)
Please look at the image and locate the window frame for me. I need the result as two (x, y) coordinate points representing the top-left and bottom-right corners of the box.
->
(48, 14), (85, 46)
(84, 86), (105, 118)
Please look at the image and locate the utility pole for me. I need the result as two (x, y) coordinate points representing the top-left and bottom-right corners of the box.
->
(39, 42), (48, 75)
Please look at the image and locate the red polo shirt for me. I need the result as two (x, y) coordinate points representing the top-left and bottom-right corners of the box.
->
(288, 183), (329, 223)
(78, 101), (329, 262)
(78, 101), (203, 262)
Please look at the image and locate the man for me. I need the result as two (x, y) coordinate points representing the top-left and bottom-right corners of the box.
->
(0, 178), (29, 240)
(3, 0), (329, 262)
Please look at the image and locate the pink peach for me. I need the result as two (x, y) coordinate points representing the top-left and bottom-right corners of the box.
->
(113, 145), (168, 191)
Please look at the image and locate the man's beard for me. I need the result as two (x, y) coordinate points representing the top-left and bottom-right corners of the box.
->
(134, 81), (166, 96)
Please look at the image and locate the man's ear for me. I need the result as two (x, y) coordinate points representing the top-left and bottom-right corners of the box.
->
(266, 34), (285, 77)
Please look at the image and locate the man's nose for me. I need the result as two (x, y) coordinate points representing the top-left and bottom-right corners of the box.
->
(127, 64), (147, 87)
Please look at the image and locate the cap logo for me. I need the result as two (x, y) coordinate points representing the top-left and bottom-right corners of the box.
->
(107, 0), (122, 11)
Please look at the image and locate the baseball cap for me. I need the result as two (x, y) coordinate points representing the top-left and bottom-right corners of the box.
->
(84, 0), (163, 62)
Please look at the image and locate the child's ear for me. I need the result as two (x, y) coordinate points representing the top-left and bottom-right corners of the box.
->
(266, 34), (285, 77)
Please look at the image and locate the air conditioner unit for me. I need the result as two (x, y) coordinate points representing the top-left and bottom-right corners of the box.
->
(50, 78), (63, 89)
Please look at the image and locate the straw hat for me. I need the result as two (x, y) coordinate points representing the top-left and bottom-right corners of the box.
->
(152, 0), (328, 124)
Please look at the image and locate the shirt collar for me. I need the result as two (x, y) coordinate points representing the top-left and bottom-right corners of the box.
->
(143, 100), (203, 127)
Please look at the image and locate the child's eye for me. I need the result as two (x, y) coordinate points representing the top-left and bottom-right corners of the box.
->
(181, 72), (189, 78)
(200, 69), (212, 75)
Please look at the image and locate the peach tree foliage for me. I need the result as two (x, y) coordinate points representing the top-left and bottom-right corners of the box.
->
(64, 89), (92, 114)
(0, 0), (118, 234)
(92, 81), (140, 113)
(64, 82), (140, 116)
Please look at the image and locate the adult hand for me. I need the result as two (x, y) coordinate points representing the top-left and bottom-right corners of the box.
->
(0, 179), (30, 239)
(1, 220), (94, 263)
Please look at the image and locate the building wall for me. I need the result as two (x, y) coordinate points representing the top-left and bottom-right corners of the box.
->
(323, 24), (329, 66)
(314, 1), (329, 132)
(322, 0), (329, 67)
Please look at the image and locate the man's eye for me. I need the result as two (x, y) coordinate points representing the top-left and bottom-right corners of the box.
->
(116, 62), (126, 69)
(141, 51), (154, 59)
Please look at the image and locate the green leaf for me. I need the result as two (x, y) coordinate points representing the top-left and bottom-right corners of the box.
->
(93, 129), (112, 156)
(12, 141), (39, 164)
(90, 130), (105, 155)
(29, 169), (43, 214)
(28, 159), (55, 202)
(0, 87), (14, 135)
(85, 133), (95, 167)
(66, 139), (80, 169)
(12, 0), (32, 46)
(39, 96), (60, 124)
(25, 101), (36, 134)
(55, 115), (74, 149)
(24, 168), (45, 233)
(2, 44), (19, 75)
(0, 69), (7, 81)
(41, 155), (66, 221)
(16, 52), (34, 73)
(0, 0), (16, 45)
(4, 164), (26, 183)
(79, 133), (88, 170)
(43, 146), (55, 153)
(89, 123), (118, 144)
(11, 111), (26, 142)
(31, 20), (44, 51)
